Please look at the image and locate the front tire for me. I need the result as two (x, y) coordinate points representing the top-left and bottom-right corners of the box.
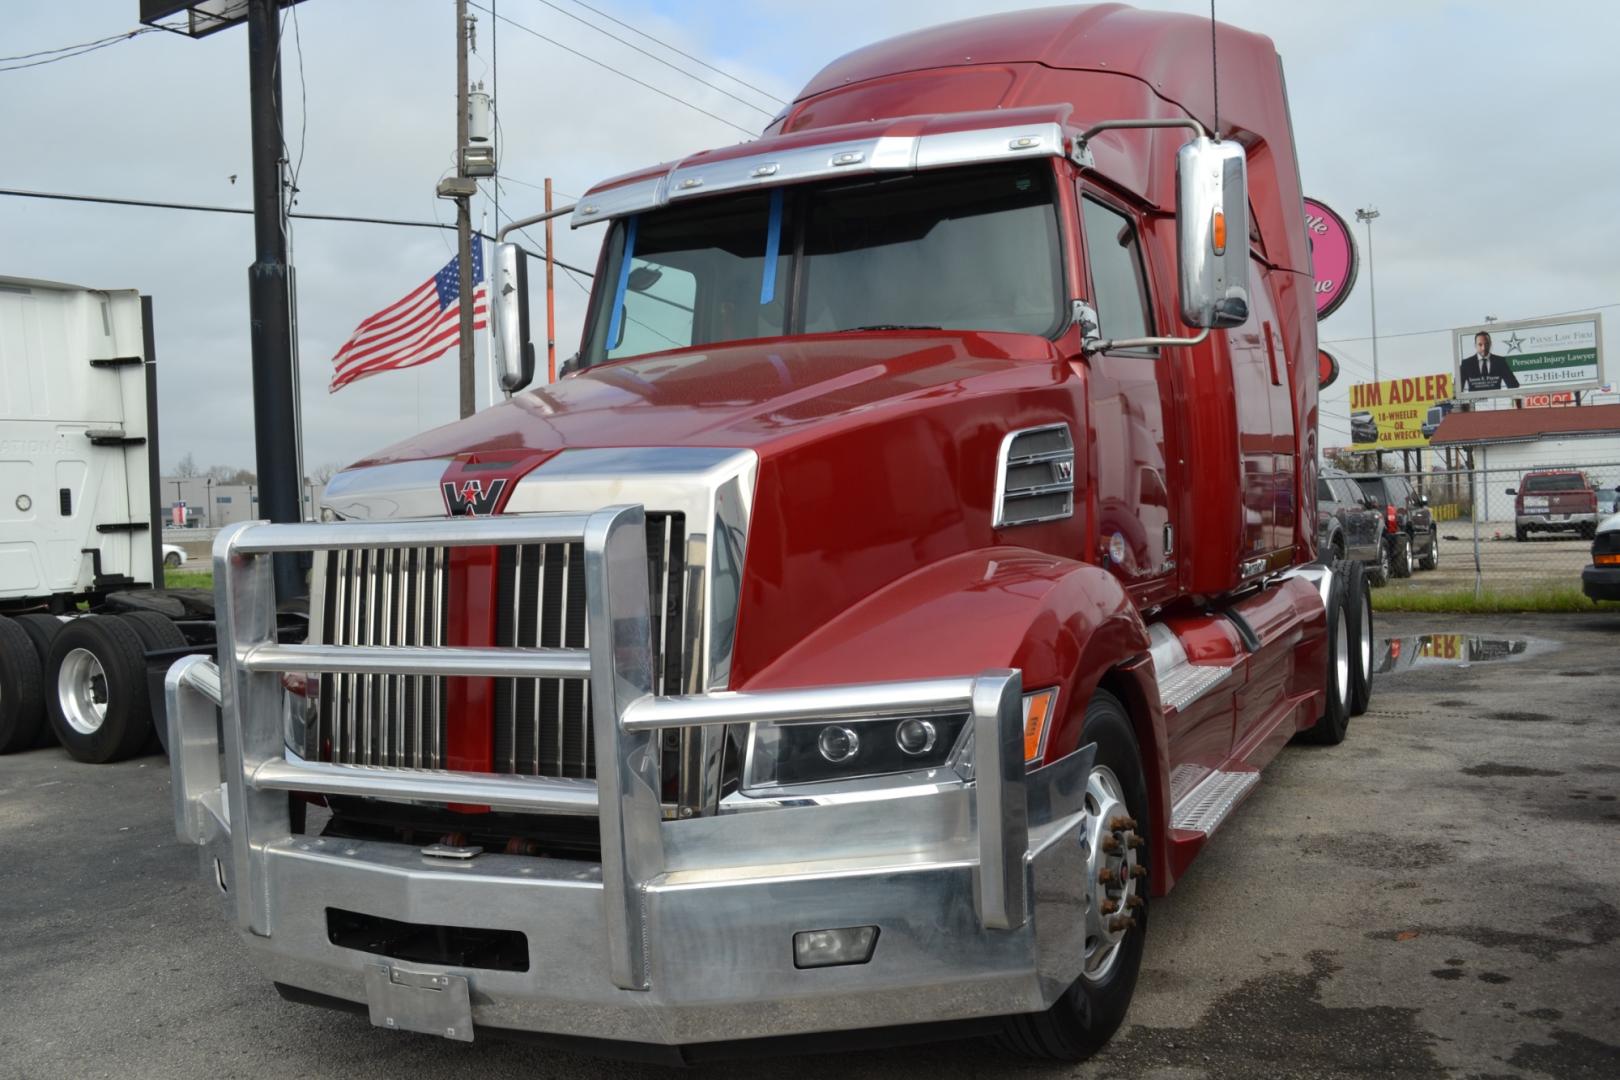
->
(999, 690), (1147, 1061)
(1345, 561), (1373, 716)
(1368, 538), (1391, 587)
(164, 551), (183, 569)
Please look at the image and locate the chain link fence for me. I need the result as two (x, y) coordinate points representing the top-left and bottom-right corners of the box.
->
(1350, 462), (1618, 595)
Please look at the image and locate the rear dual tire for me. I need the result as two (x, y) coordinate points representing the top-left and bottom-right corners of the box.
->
(0, 618), (46, 754)
(45, 615), (154, 764)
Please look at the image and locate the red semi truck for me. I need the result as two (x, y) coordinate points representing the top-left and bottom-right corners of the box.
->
(169, 5), (1373, 1063)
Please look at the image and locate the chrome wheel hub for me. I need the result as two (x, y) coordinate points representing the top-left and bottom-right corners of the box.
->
(1081, 765), (1142, 983)
(58, 647), (110, 735)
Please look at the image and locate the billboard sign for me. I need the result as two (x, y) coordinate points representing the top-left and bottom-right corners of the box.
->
(1454, 314), (1603, 401)
(1348, 373), (1454, 449)
(1303, 198), (1357, 321)
(171, 501), (186, 526)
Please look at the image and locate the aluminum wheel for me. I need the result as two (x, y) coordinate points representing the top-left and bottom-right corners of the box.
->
(1334, 604), (1351, 708)
(1357, 589), (1372, 685)
(57, 647), (110, 735)
(1080, 765), (1141, 983)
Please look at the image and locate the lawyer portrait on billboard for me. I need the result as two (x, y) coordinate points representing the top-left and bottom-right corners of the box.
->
(1459, 331), (1519, 394)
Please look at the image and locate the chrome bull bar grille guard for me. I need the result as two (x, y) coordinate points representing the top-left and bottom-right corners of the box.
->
(169, 506), (1034, 995)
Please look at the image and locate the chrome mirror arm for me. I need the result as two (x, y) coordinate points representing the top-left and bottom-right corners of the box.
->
(1071, 299), (1211, 355)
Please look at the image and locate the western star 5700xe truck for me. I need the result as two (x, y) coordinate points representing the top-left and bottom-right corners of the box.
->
(168, 5), (1374, 1063)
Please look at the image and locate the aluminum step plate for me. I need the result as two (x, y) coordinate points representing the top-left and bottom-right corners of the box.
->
(1171, 768), (1260, 835)
(1157, 662), (1233, 714)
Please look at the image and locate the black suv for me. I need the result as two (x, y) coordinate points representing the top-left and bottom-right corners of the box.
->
(1350, 473), (1439, 577)
(1317, 467), (1389, 583)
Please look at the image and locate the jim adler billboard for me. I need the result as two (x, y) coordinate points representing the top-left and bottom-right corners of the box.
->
(1454, 313), (1604, 401)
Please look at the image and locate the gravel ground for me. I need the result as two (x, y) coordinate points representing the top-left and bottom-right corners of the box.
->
(1, 611), (1615, 1079)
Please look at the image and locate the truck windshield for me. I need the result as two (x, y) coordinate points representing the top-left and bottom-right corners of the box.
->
(581, 162), (1063, 366)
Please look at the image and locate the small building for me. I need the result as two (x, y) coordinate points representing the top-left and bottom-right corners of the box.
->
(1428, 403), (1620, 522)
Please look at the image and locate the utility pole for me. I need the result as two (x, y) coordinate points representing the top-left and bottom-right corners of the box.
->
(455, 0), (476, 419)
(1355, 207), (1381, 384)
(246, 0), (304, 601)
(545, 177), (558, 382)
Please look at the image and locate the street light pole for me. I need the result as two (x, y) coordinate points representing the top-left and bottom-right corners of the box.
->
(1355, 206), (1381, 384)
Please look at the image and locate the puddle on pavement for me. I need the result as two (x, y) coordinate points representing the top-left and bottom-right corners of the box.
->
(1376, 634), (1557, 675)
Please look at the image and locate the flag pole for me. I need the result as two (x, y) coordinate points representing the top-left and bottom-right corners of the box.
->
(545, 177), (557, 382)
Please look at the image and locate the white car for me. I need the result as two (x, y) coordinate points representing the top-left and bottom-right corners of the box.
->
(162, 543), (186, 569)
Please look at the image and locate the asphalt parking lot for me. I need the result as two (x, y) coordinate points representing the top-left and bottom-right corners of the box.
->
(1, 611), (1616, 1079)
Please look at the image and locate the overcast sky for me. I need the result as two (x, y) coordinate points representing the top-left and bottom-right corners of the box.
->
(5, 0), (1618, 472)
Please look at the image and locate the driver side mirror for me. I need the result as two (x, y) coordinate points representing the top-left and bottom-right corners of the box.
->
(492, 242), (536, 394)
(1175, 137), (1250, 329)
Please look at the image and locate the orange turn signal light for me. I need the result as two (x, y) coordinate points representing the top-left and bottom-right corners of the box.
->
(1595, 553), (1620, 566)
(1211, 208), (1227, 255)
(1022, 689), (1059, 763)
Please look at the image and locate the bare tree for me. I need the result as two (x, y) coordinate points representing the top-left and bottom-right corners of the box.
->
(311, 461), (343, 485)
(173, 452), (198, 478)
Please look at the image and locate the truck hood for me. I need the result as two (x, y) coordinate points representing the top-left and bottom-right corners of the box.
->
(344, 331), (1085, 685)
(352, 331), (1065, 466)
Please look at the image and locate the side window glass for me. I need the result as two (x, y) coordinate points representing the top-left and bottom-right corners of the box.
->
(1081, 196), (1153, 345)
(1316, 478), (1335, 505)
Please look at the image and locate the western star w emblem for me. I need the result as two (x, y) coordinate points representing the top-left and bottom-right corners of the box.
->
(1055, 458), (1074, 482)
(442, 477), (507, 516)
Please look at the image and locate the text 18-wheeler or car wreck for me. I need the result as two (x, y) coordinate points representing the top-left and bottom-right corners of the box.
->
(168, 5), (1372, 1063)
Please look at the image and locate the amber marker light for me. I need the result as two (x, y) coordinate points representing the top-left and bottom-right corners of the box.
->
(1595, 553), (1620, 566)
(1023, 689), (1059, 763)
(1212, 208), (1227, 255)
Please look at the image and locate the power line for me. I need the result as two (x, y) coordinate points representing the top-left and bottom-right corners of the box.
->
(0, 26), (162, 72)
(560, 0), (786, 107)
(1321, 300), (1620, 345)
(523, 0), (775, 118)
(469, 3), (758, 138)
(0, 185), (591, 275)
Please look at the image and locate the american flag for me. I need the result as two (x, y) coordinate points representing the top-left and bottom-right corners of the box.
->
(329, 245), (487, 392)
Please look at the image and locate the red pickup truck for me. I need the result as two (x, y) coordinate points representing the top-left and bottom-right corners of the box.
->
(1510, 469), (1599, 541)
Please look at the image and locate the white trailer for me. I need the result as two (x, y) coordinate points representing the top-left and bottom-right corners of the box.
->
(0, 277), (202, 762)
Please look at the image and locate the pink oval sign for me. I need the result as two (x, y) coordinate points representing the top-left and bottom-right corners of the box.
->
(1303, 198), (1358, 321)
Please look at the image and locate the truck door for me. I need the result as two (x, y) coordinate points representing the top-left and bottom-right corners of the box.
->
(1226, 258), (1297, 562)
(1075, 193), (1176, 606)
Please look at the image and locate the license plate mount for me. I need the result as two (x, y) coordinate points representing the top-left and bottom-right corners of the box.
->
(364, 963), (474, 1041)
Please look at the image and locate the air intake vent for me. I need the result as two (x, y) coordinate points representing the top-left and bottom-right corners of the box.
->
(994, 423), (1075, 527)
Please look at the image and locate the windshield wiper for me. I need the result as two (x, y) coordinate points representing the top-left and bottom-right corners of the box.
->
(835, 323), (942, 333)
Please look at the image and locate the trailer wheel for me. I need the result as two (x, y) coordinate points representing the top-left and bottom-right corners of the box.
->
(998, 689), (1147, 1062)
(120, 611), (190, 755)
(44, 615), (153, 763)
(1345, 561), (1373, 717)
(1304, 564), (1353, 745)
(10, 615), (65, 747)
(0, 617), (46, 754)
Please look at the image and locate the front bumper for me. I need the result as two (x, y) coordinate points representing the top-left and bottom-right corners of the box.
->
(168, 511), (1098, 1047)
(1581, 564), (1620, 602)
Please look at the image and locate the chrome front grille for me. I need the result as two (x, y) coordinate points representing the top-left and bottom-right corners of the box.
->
(316, 547), (450, 767)
(311, 514), (686, 780)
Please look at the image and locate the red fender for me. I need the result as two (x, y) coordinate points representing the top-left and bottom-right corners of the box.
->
(740, 546), (1174, 889)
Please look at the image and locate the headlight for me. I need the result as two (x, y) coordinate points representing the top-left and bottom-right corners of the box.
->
(741, 688), (1060, 790)
(744, 712), (972, 789)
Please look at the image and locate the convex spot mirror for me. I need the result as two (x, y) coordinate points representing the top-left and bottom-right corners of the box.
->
(492, 241), (536, 393)
(1176, 136), (1251, 329)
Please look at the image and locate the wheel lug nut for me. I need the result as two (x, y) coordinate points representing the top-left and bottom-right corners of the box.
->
(1126, 895), (1144, 910)
(1098, 868), (1118, 884)
(1108, 916), (1137, 933)
(1102, 836), (1120, 854)
(1130, 864), (1149, 880)
(1125, 832), (1145, 849)
(1109, 816), (1138, 831)
(1100, 899), (1118, 915)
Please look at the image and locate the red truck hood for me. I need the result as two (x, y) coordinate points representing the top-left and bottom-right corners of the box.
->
(349, 330), (1083, 684)
(353, 332), (1064, 466)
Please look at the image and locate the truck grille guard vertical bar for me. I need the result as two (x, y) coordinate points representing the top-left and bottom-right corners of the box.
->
(179, 508), (1029, 993)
